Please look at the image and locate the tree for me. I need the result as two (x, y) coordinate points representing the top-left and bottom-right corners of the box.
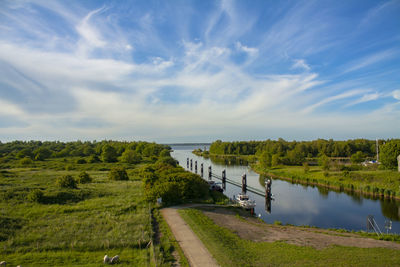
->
(56, 175), (77, 189)
(259, 151), (272, 169)
(380, 140), (400, 169)
(271, 154), (281, 167)
(303, 162), (310, 173)
(109, 167), (129, 181)
(318, 154), (330, 171)
(350, 151), (365, 164)
(101, 144), (117, 163)
(77, 171), (92, 184)
(120, 149), (142, 164)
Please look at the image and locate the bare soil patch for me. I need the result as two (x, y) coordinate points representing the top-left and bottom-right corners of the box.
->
(198, 206), (400, 250)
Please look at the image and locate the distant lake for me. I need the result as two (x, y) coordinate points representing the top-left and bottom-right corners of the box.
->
(171, 144), (400, 234)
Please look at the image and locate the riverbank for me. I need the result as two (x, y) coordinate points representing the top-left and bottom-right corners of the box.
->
(252, 164), (400, 200)
(179, 206), (400, 266)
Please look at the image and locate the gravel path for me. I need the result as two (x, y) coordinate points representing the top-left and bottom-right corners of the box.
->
(161, 207), (219, 267)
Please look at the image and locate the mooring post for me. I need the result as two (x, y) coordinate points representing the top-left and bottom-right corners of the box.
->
(200, 163), (204, 177)
(186, 158), (189, 169)
(195, 161), (198, 174)
(265, 178), (272, 199)
(190, 159), (193, 171)
(242, 173), (247, 194)
(265, 197), (271, 214)
(222, 169), (226, 190)
(208, 166), (212, 180)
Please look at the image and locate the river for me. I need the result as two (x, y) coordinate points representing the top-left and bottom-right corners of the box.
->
(171, 144), (400, 234)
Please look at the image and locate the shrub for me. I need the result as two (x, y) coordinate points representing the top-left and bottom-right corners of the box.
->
(109, 167), (129, 181)
(20, 157), (33, 166)
(27, 189), (44, 202)
(88, 154), (100, 163)
(77, 171), (92, 184)
(56, 175), (77, 189)
(76, 158), (86, 164)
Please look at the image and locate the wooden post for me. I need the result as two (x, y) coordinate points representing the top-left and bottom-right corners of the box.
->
(222, 169), (226, 190)
(242, 173), (247, 194)
(265, 178), (272, 199)
(195, 161), (197, 173)
(186, 158), (189, 169)
(208, 166), (212, 180)
(201, 163), (204, 177)
(190, 159), (192, 171)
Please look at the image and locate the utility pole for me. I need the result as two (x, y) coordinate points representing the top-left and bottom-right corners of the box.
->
(376, 138), (379, 162)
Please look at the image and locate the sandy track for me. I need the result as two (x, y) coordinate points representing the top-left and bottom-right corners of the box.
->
(161, 207), (219, 267)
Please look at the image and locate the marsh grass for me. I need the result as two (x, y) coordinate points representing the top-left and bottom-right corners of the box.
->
(179, 208), (400, 267)
(0, 159), (177, 266)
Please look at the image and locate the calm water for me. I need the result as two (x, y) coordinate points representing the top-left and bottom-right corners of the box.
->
(171, 145), (400, 234)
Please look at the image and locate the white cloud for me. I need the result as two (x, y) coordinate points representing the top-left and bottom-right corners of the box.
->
(393, 90), (400, 100)
(291, 59), (310, 71)
(345, 92), (380, 107)
(235, 41), (258, 57)
(343, 49), (396, 73)
(76, 7), (107, 48)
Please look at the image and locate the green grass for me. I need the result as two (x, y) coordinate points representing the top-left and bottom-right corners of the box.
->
(253, 164), (400, 199)
(179, 208), (400, 267)
(0, 159), (184, 266)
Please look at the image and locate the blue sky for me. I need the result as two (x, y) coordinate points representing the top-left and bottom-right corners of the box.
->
(0, 0), (399, 142)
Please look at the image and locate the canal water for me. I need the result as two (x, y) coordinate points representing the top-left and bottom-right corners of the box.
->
(171, 144), (400, 234)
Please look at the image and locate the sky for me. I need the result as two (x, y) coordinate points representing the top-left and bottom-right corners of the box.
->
(0, 0), (399, 143)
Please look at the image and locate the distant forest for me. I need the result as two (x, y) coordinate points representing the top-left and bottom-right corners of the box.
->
(0, 140), (170, 163)
(209, 139), (400, 169)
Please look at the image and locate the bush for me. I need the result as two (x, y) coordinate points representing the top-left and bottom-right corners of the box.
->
(88, 154), (100, 163)
(77, 171), (92, 184)
(20, 157), (33, 166)
(27, 189), (44, 202)
(109, 167), (129, 181)
(56, 175), (77, 189)
(76, 158), (86, 164)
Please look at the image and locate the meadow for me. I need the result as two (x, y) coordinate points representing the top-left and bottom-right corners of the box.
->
(179, 208), (400, 267)
(0, 151), (187, 266)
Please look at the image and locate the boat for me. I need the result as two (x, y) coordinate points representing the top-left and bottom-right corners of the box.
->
(208, 181), (223, 192)
(235, 193), (256, 209)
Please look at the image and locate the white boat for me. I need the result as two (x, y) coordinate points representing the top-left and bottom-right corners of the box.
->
(235, 193), (256, 209)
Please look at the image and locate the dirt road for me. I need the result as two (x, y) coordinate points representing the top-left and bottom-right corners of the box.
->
(161, 207), (219, 267)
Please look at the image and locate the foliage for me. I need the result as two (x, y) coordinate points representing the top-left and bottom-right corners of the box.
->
(351, 151), (365, 164)
(120, 149), (142, 164)
(380, 140), (400, 169)
(56, 174), (77, 189)
(303, 162), (309, 173)
(77, 171), (92, 184)
(318, 154), (330, 170)
(20, 156), (33, 166)
(101, 144), (118, 163)
(27, 189), (44, 202)
(109, 167), (129, 181)
(142, 161), (210, 205)
(75, 158), (86, 164)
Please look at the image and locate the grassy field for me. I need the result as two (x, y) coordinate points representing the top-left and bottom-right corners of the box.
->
(0, 159), (184, 266)
(179, 208), (400, 267)
(253, 164), (400, 199)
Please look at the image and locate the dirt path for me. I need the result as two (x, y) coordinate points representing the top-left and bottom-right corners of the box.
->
(161, 207), (219, 267)
(200, 206), (400, 250)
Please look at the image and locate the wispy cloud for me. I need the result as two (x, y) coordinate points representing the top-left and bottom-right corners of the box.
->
(291, 59), (310, 71)
(343, 49), (397, 73)
(0, 0), (399, 141)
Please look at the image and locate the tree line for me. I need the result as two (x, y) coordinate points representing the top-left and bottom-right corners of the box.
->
(209, 139), (400, 169)
(0, 140), (170, 164)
